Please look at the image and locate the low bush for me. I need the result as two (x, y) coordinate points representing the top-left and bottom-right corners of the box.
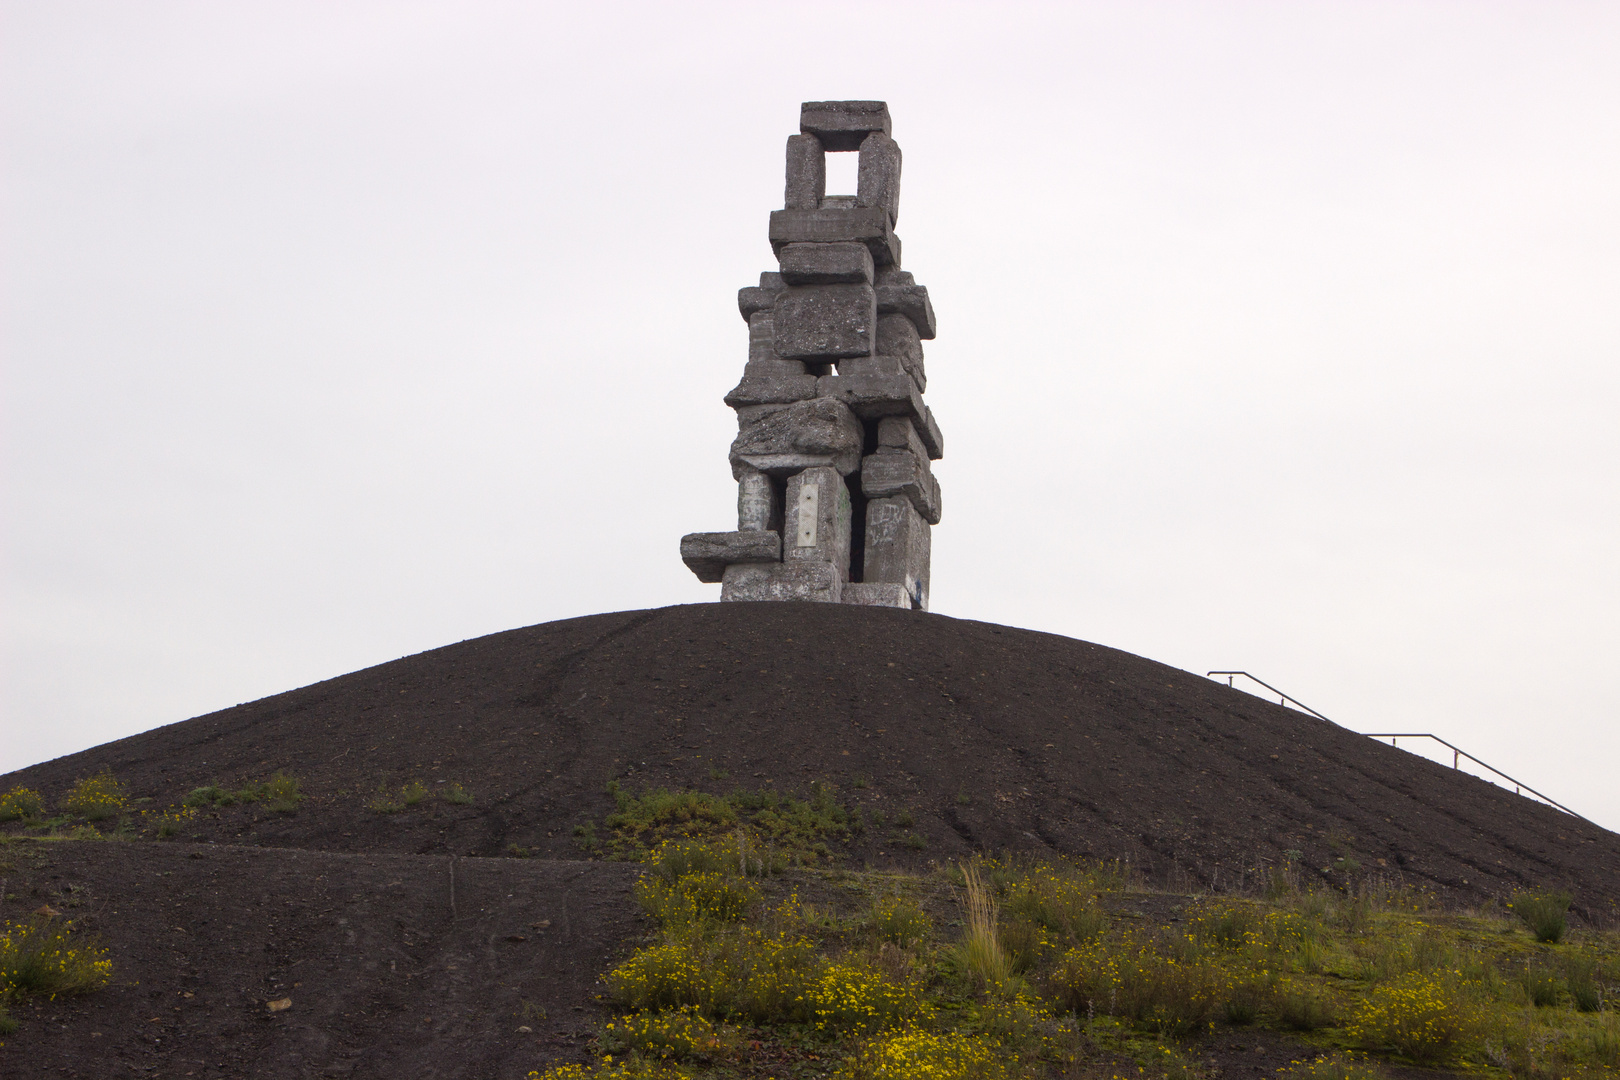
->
(182, 772), (302, 813)
(401, 780), (430, 807)
(61, 772), (126, 821)
(261, 772), (303, 813)
(1521, 963), (1563, 1007)
(867, 894), (932, 950)
(809, 961), (930, 1036)
(0, 787), (44, 822)
(600, 781), (852, 863)
(606, 926), (822, 1024)
(834, 1029), (1018, 1080)
(1347, 971), (1475, 1064)
(1047, 935), (1225, 1035)
(441, 782), (473, 805)
(634, 870), (761, 929)
(600, 1006), (737, 1062)
(1510, 888), (1573, 943)
(0, 915), (113, 996)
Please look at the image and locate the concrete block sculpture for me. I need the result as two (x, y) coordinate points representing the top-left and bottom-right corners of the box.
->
(681, 101), (942, 610)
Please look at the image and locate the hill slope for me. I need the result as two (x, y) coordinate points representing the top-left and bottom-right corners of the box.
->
(8, 602), (1616, 911)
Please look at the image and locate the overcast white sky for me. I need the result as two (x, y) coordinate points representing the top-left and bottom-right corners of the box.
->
(4, 2), (1617, 828)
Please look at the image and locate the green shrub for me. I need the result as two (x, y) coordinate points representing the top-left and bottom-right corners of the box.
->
(1565, 954), (1603, 1012)
(61, 772), (126, 821)
(635, 870), (761, 928)
(261, 772), (303, 813)
(834, 1029), (1017, 1080)
(0, 787), (45, 822)
(1047, 935), (1225, 1035)
(867, 895), (932, 950)
(606, 926), (823, 1024)
(0, 916), (113, 996)
(1521, 964), (1563, 1007)
(183, 785), (233, 808)
(1347, 971), (1475, 1064)
(1510, 889), (1573, 943)
(1277, 984), (1338, 1031)
(440, 782), (473, 805)
(600, 1006), (736, 1062)
(809, 961), (930, 1036)
(599, 782), (852, 863)
(401, 779), (429, 807)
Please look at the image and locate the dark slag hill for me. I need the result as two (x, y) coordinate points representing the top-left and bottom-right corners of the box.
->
(3, 602), (1616, 1077)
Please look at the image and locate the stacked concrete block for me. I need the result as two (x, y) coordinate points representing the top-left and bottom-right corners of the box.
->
(681, 101), (943, 609)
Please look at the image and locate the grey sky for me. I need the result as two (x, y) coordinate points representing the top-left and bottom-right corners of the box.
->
(5, 2), (1618, 827)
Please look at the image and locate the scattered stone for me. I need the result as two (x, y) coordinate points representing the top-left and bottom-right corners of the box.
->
(267, 998), (292, 1013)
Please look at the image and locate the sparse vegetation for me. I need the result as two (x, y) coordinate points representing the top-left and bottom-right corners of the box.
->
(61, 772), (126, 821)
(0, 787), (44, 822)
(533, 839), (1620, 1080)
(1510, 887), (1573, 943)
(180, 771), (303, 813)
(596, 781), (855, 863)
(441, 782), (473, 805)
(0, 914), (112, 997)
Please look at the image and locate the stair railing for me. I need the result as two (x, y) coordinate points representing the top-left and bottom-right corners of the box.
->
(1205, 670), (1590, 825)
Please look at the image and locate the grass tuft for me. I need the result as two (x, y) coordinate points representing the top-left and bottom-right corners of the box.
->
(1510, 888), (1573, 943)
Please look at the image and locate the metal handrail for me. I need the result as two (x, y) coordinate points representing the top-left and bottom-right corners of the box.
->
(1206, 670), (1591, 825)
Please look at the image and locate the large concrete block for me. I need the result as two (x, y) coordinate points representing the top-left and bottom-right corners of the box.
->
(841, 583), (910, 608)
(785, 465), (852, 579)
(721, 560), (841, 603)
(856, 132), (902, 226)
(875, 284), (936, 339)
(680, 530), (782, 583)
(784, 133), (825, 211)
(876, 313), (923, 364)
(736, 468), (781, 532)
(861, 451), (941, 524)
(920, 406), (945, 461)
(729, 396), (862, 477)
(724, 373), (819, 408)
(772, 284), (877, 361)
(834, 354), (916, 391)
(738, 285), (780, 322)
(877, 415), (926, 455)
(800, 100), (892, 153)
(816, 371), (926, 426)
(778, 242), (873, 285)
(769, 208), (899, 267)
(863, 495), (930, 610)
(819, 382), (941, 460)
(875, 267), (914, 286)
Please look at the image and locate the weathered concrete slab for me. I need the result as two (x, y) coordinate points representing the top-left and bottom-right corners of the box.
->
(841, 582), (911, 608)
(863, 495), (930, 610)
(856, 131), (902, 226)
(784, 133), (825, 211)
(680, 530), (782, 583)
(861, 451), (941, 525)
(738, 285), (780, 322)
(876, 313), (923, 365)
(800, 100), (892, 152)
(724, 374), (819, 408)
(729, 396), (863, 477)
(785, 466), (851, 579)
(875, 284), (936, 339)
(816, 371), (924, 421)
(736, 468), (781, 532)
(768, 208), (899, 267)
(778, 242), (874, 285)
(721, 560), (842, 603)
(772, 284), (877, 360)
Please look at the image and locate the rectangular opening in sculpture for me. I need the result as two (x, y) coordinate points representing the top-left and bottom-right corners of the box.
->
(824, 150), (858, 196)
